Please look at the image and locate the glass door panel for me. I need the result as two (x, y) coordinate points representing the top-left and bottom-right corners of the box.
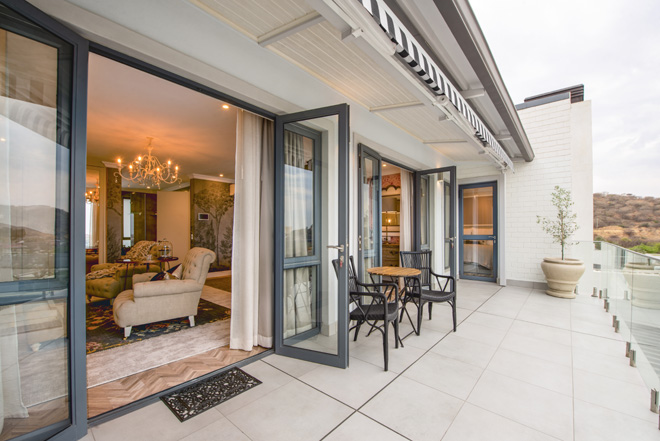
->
(358, 145), (381, 282)
(275, 105), (349, 368)
(0, 2), (87, 439)
(415, 167), (456, 280)
(459, 182), (497, 282)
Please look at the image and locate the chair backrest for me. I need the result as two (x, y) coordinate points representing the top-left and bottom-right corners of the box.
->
(400, 250), (432, 288)
(331, 256), (360, 293)
(181, 247), (217, 284)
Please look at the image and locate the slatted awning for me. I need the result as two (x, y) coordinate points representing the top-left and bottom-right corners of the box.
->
(357, 0), (513, 170)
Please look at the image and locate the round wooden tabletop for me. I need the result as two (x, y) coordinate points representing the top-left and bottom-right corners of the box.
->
(367, 266), (421, 277)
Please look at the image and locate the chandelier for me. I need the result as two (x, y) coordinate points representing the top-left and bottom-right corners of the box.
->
(85, 181), (100, 204)
(116, 137), (181, 189)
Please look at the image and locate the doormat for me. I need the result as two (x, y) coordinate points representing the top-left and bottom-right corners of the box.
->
(86, 299), (231, 354)
(161, 368), (261, 422)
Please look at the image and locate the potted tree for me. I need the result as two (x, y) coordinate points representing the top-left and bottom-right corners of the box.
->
(537, 186), (585, 298)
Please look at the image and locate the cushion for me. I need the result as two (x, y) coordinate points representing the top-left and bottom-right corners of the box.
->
(168, 264), (183, 279)
(150, 271), (179, 281)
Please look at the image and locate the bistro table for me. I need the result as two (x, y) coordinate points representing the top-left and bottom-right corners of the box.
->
(367, 266), (421, 339)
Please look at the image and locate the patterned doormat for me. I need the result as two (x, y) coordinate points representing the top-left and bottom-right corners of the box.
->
(86, 299), (231, 354)
(161, 368), (261, 422)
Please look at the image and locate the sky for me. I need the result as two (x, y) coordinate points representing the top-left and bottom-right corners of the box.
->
(469, 0), (660, 197)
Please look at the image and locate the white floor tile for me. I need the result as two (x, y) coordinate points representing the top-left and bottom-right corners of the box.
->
(453, 321), (507, 346)
(508, 320), (572, 346)
(352, 336), (426, 374)
(467, 370), (573, 441)
(261, 353), (320, 378)
(403, 352), (483, 400)
(180, 416), (250, 441)
(487, 348), (573, 396)
(430, 333), (498, 368)
(225, 380), (352, 441)
(90, 402), (220, 441)
(298, 357), (397, 408)
(574, 399), (660, 441)
(571, 332), (625, 357)
(462, 311), (514, 331)
(572, 346), (645, 386)
(516, 307), (572, 329)
(216, 360), (294, 416)
(442, 403), (558, 441)
(324, 412), (407, 441)
(573, 369), (656, 423)
(361, 376), (463, 441)
(499, 331), (573, 367)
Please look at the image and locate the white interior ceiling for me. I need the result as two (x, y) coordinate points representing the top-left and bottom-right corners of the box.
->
(87, 53), (238, 187)
(192, 0), (490, 164)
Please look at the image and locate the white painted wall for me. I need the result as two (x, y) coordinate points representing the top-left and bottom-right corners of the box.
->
(156, 191), (191, 261)
(506, 98), (593, 284)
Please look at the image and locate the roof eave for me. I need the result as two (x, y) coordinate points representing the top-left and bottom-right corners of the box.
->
(432, 0), (535, 162)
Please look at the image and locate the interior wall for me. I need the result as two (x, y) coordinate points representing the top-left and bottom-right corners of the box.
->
(157, 191), (190, 260)
(190, 178), (234, 271)
(105, 167), (122, 262)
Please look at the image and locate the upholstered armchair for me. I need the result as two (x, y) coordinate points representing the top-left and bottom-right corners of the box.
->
(85, 241), (160, 303)
(112, 247), (216, 338)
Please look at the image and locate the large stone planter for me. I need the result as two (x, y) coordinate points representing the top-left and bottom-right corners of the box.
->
(623, 263), (660, 309)
(540, 257), (585, 299)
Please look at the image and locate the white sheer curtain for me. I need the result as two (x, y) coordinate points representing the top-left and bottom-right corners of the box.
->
(400, 169), (414, 252)
(283, 131), (313, 339)
(230, 110), (274, 350)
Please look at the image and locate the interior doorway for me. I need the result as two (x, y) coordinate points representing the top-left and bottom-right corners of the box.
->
(84, 53), (269, 417)
(459, 182), (497, 282)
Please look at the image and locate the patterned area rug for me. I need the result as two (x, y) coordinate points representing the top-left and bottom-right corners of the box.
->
(161, 368), (261, 422)
(86, 299), (231, 354)
(204, 275), (232, 292)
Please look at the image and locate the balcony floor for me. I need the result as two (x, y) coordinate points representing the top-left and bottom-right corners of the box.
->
(83, 281), (660, 441)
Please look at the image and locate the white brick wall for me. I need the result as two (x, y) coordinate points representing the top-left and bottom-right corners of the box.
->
(506, 98), (593, 283)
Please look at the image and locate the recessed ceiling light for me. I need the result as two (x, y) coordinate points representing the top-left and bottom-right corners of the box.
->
(219, 174), (224, 177)
(222, 104), (229, 110)
(382, 164), (387, 167)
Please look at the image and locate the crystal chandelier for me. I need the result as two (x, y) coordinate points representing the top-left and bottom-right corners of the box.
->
(116, 137), (181, 189)
(85, 181), (100, 204)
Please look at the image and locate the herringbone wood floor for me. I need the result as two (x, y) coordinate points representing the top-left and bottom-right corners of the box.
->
(87, 345), (267, 418)
(0, 397), (68, 441)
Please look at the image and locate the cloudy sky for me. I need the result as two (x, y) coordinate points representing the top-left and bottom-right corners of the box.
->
(470, 0), (660, 197)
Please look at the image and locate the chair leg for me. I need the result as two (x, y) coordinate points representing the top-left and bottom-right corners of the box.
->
(189, 316), (195, 327)
(451, 300), (457, 332)
(383, 318), (389, 371)
(124, 326), (132, 339)
(428, 302), (433, 320)
(354, 321), (362, 341)
(416, 302), (423, 336)
(393, 318), (402, 348)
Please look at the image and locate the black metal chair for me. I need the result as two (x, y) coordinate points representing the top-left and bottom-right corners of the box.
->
(332, 256), (400, 371)
(400, 250), (456, 335)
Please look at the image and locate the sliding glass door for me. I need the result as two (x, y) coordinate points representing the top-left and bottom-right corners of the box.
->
(274, 104), (349, 368)
(415, 167), (456, 279)
(0, 1), (88, 440)
(459, 182), (497, 282)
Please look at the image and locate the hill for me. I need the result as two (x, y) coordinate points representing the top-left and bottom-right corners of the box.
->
(593, 193), (660, 248)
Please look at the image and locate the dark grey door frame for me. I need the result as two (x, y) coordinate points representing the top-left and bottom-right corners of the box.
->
(273, 104), (350, 368)
(0, 1), (88, 440)
(458, 181), (498, 282)
(357, 144), (382, 280)
(413, 166), (457, 280)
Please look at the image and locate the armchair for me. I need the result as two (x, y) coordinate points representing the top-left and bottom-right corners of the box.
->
(112, 247), (216, 338)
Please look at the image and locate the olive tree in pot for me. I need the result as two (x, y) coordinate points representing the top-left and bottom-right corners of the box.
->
(536, 186), (585, 299)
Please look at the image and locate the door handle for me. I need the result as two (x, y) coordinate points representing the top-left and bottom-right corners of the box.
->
(327, 245), (344, 252)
